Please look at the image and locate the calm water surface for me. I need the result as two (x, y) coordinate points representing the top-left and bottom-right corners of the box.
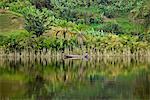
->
(0, 56), (150, 100)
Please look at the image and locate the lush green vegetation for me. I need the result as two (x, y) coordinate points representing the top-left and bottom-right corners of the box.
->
(0, 0), (150, 55)
(1, 1), (150, 99)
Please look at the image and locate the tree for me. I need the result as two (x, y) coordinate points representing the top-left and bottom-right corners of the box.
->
(24, 7), (55, 37)
(31, 0), (53, 10)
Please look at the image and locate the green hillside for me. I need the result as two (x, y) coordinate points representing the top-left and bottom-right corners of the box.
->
(0, 0), (150, 53)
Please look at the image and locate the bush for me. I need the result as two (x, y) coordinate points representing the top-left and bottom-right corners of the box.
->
(24, 8), (55, 37)
(0, 35), (7, 47)
(138, 33), (150, 43)
(31, 0), (53, 10)
(103, 5), (117, 18)
(7, 1), (32, 14)
(0, 2), (7, 9)
(1, 30), (31, 52)
(101, 23), (123, 34)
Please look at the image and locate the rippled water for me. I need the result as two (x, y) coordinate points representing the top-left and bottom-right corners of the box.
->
(0, 56), (150, 99)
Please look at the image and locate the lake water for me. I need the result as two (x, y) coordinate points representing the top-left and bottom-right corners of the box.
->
(0, 56), (150, 100)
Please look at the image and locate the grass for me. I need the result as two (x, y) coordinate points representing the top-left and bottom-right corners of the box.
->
(89, 16), (145, 34)
(0, 11), (24, 34)
(115, 17), (145, 33)
(0, 29), (27, 37)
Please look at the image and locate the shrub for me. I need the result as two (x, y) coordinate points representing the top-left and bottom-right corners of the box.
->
(138, 33), (150, 43)
(101, 23), (123, 34)
(0, 2), (7, 9)
(2, 30), (31, 52)
(103, 5), (117, 18)
(7, 1), (32, 14)
(0, 35), (7, 47)
(24, 8), (55, 37)
(31, 0), (53, 10)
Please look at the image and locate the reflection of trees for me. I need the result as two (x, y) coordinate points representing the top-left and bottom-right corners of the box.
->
(1, 56), (150, 80)
(0, 56), (150, 99)
(133, 71), (150, 99)
(1, 56), (150, 79)
(26, 74), (56, 99)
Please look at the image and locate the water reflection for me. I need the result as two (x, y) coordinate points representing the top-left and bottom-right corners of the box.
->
(0, 56), (150, 99)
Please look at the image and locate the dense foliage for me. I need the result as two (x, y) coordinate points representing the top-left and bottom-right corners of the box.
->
(0, 0), (150, 54)
(24, 7), (55, 36)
